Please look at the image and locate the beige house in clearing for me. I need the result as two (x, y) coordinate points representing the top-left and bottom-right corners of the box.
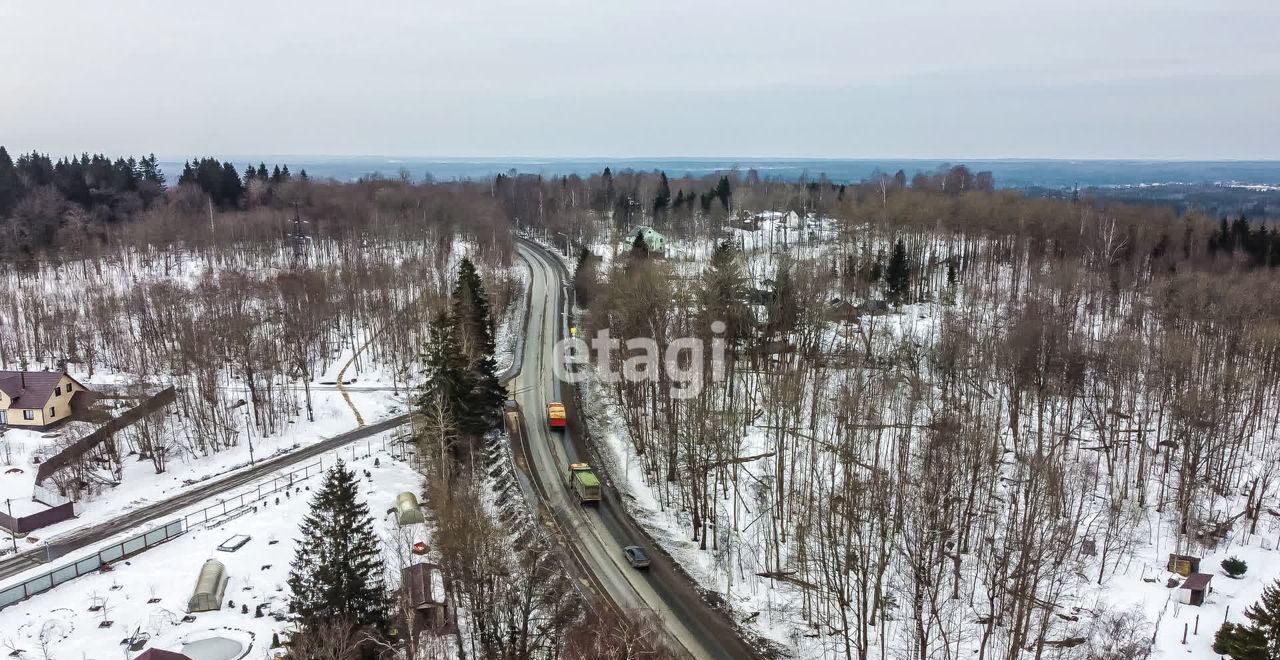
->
(0, 370), (88, 429)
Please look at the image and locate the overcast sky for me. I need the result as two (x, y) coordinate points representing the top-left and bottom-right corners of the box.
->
(2, 0), (1278, 159)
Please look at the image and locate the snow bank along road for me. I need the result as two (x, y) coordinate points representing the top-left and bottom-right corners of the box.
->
(510, 239), (757, 660)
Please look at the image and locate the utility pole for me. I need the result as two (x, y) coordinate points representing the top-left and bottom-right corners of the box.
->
(244, 404), (255, 467)
(5, 499), (16, 552)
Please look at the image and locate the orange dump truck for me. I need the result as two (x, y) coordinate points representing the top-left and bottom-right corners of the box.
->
(547, 402), (566, 430)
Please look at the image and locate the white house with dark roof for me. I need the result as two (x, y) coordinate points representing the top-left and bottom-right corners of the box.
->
(633, 226), (667, 253)
(0, 370), (89, 429)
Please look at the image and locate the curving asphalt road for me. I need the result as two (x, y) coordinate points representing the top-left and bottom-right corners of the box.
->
(509, 238), (759, 660)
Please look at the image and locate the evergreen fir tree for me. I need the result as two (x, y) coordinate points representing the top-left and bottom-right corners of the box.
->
(219, 162), (244, 208)
(631, 231), (650, 258)
(453, 258), (496, 358)
(653, 171), (671, 214)
(1223, 556), (1248, 578)
(257, 163), (269, 180)
(281, 164), (291, 179)
(0, 146), (23, 216)
(449, 258), (505, 430)
(1215, 621), (1267, 660)
(886, 239), (911, 303)
(1240, 580), (1280, 658)
(601, 166), (615, 210)
(287, 460), (386, 627)
(768, 256), (799, 336)
(1215, 579), (1280, 659)
(421, 311), (486, 442)
(700, 240), (750, 345)
(143, 154), (165, 185)
(715, 176), (732, 211)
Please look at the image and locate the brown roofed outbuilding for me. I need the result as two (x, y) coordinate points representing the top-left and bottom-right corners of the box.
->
(134, 649), (193, 660)
(1179, 572), (1213, 606)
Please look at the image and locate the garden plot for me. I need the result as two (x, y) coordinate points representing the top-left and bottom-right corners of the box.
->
(0, 447), (436, 659)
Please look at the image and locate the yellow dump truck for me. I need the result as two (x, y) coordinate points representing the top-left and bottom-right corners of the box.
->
(566, 463), (601, 503)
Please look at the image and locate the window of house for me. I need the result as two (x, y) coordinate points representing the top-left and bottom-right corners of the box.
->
(55, 386), (61, 396)
(23, 410), (35, 420)
(49, 406), (56, 418)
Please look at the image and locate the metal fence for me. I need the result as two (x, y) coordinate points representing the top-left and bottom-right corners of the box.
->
(36, 386), (177, 485)
(182, 460), (323, 529)
(0, 519), (186, 610)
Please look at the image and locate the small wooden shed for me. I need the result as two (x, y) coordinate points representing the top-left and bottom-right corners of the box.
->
(187, 559), (229, 613)
(401, 563), (452, 633)
(1167, 554), (1201, 577)
(1178, 572), (1213, 606)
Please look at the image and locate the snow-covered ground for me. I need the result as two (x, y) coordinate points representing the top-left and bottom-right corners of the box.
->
(0, 388), (408, 548)
(571, 216), (1280, 659)
(0, 436), (442, 659)
(1, 238), (524, 550)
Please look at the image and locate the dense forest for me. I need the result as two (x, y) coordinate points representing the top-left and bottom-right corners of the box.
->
(0, 145), (310, 254)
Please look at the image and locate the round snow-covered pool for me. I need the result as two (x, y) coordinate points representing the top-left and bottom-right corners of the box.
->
(181, 636), (246, 660)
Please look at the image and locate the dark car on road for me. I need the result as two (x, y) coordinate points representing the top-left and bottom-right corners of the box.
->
(623, 545), (651, 569)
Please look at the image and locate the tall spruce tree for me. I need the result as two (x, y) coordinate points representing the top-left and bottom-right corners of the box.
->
(714, 175), (732, 211)
(287, 461), (385, 627)
(453, 258), (495, 357)
(1215, 579), (1280, 659)
(886, 238), (911, 303)
(0, 146), (23, 216)
(631, 232), (651, 258)
(653, 171), (671, 214)
(421, 311), (487, 440)
(450, 258), (504, 430)
(701, 240), (751, 346)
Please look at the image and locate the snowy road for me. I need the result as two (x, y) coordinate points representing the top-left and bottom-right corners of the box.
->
(509, 239), (758, 660)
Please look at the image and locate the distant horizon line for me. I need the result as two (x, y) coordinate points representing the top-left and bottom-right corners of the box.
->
(149, 155), (1280, 164)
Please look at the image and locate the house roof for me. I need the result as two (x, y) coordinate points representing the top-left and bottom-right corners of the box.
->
(1182, 572), (1213, 591)
(135, 649), (193, 660)
(0, 370), (83, 408)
